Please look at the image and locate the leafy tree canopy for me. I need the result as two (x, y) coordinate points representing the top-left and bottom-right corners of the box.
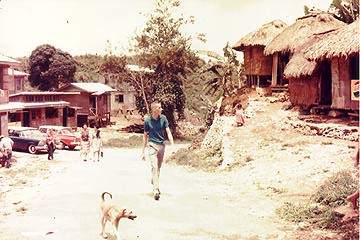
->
(329, 0), (359, 23)
(29, 44), (76, 90)
(304, 0), (359, 23)
(131, 0), (202, 133)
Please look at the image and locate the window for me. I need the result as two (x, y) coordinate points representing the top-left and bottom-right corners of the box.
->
(116, 94), (124, 103)
(35, 96), (43, 102)
(53, 95), (59, 101)
(16, 79), (22, 91)
(31, 109), (41, 120)
(45, 95), (52, 101)
(45, 107), (58, 119)
(25, 95), (34, 102)
(350, 55), (359, 79)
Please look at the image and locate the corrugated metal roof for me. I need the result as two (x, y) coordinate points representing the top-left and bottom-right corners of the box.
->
(5, 101), (70, 111)
(0, 101), (71, 112)
(10, 91), (81, 97)
(22, 101), (70, 108)
(0, 55), (19, 65)
(70, 83), (117, 93)
(0, 102), (24, 112)
(8, 68), (29, 76)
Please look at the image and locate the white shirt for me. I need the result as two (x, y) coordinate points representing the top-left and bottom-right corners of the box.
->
(1, 137), (14, 150)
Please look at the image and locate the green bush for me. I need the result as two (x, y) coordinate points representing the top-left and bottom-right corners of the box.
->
(277, 170), (359, 229)
(311, 170), (358, 207)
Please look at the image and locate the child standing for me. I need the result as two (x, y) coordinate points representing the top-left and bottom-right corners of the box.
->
(80, 124), (90, 161)
(91, 129), (102, 162)
(235, 103), (245, 127)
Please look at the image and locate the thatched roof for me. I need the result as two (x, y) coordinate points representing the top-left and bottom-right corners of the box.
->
(283, 36), (319, 78)
(305, 19), (360, 60)
(264, 11), (346, 55)
(284, 53), (317, 78)
(232, 20), (287, 51)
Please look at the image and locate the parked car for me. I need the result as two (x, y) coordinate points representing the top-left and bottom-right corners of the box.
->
(39, 125), (81, 150)
(8, 126), (48, 154)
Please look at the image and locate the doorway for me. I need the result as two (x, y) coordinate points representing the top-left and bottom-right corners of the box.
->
(63, 108), (68, 127)
(23, 109), (30, 127)
(319, 61), (332, 105)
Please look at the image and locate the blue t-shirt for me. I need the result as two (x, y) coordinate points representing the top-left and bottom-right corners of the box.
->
(144, 114), (169, 145)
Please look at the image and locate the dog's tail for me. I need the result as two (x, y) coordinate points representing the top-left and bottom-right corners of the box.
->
(101, 192), (112, 202)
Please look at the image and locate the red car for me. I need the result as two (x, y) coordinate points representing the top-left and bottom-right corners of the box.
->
(39, 125), (81, 150)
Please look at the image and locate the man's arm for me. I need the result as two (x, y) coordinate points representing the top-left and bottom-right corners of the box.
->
(141, 132), (149, 160)
(165, 128), (174, 145)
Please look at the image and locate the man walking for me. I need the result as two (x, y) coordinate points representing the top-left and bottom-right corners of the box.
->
(142, 102), (174, 201)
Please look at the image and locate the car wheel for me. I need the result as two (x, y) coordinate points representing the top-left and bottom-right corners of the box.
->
(28, 145), (37, 154)
(59, 142), (65, 150)
(69, 146), (76, 150)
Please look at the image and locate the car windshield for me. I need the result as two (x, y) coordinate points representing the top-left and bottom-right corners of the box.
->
(22, 130), (44, 138)
(60, 129), (73, 134)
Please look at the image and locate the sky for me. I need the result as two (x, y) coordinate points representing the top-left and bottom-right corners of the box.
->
(0, 0), (332, 58)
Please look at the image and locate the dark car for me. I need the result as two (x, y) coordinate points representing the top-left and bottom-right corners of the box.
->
(39, 125), (80, 150)
(8, 126), (48, 154)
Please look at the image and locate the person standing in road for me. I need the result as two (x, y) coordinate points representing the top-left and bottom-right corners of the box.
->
(0, 135), (14, 168)
(46, 128), (56, 160)
(141, 102), (174, 201)
(91, 128), (102, 162)
(80, 124), (90, 161)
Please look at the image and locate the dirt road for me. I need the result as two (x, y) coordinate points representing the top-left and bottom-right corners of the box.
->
(1, 145), (291, 240)
(0, 100), (357, 240)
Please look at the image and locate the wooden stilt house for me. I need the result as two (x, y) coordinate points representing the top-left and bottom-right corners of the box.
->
(232, 20), (287, 88)
(264, 12), (346, 108)
(304, 19), (359, 113)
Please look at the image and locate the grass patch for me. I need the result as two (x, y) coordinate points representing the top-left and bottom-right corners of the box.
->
(276, 202), (342, 228)
(104, 135), (143, 148)
(166, 146), (222, 171)
(311, 170), (358, 207)
(277, 170), (359, 229)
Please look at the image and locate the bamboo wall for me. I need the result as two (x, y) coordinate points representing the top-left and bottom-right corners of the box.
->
(289, 76), (319, 108)
(243, 46), (272, 76)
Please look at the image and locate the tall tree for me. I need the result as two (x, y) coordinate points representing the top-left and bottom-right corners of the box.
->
(329, 0), (359, 23)
(29, 44), (76, 90)
(131, 0), (201, 134)
(304, 0), (358, 23)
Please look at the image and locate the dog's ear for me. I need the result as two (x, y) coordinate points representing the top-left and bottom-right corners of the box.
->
(122, 209), (126, 215)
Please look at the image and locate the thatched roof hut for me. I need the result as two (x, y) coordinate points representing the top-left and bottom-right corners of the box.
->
(305, 19), (360, 60)
(264, 11), (346, 55)
(232, 20), (288, 86)
(283, 52), (317, 79)
(283, 34), (330, 78)
(232, 20), (287, 51)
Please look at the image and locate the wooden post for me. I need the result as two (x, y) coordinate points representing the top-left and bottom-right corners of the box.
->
(272, 53), (278, 86)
